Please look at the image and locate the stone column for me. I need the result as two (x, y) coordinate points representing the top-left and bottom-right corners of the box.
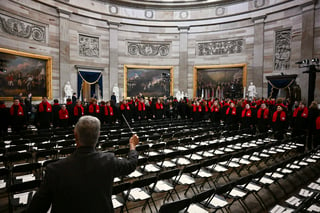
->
(109, 22), (119, 100)
(58, 8), (72, 101)
(178, 26), (189, 95)
(251, 15), (265, 98)
(300, 2), (315, 104)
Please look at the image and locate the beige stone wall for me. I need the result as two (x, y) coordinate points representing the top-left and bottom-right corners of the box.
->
(0, 0), (319, 103)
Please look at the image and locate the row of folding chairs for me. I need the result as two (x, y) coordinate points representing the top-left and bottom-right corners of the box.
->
(2, 135), (308, 213)
(158, 148), (320, 213)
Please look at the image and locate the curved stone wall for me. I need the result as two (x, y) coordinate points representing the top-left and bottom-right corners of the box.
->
(0, 0), (319, 102)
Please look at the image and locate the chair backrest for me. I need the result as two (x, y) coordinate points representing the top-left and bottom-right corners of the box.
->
(136, 144), (149, 152)
(159, 197), (191, 213)
(182, 163), (200, 174)
(112, 182), (131, 195)
(201, 157), (218, 168)
(12, 162), (41, 174)
(5, 152), (32, 164)
(191, 188), (215, 204)
(158, 168), (180, 181)
(165, 150), (181, 159)
(10, 139), (31, 146)
(131, 176), (157, 189)
(59, 147), (76, 156)
(8, 179), (41, 194)
(35, 149), (58, 159)
(114, 147), (129, 156)
(7, 145), (30, 153)
(147, 153), (165, 164)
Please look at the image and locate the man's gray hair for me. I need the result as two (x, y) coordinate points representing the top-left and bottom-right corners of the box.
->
(75, 116), (100, 146)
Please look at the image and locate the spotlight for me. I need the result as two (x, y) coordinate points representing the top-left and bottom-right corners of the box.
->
(302, 59), (310, 65)
(311, 58), (319, 64)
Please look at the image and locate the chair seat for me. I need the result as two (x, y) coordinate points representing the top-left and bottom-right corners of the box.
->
(178, 174), (195, 185)
(267, 172), (283, 179)
(196, 169), (212, 178)
(114, 177), (121, 183)
(174, 158), (191, 166)
(153, 180), (173, 192)
(229, 187), (247, 198)
(0, 179), (6, 189)
(187, 204), (209, 213)
(15, 174), (35, 183)
(212, 164), (228, 172)
(160, 161), (176, 168)
(186, 154), (202, 161)
(307, 204), (320, 212)
(298, 188), (314, 198)
(149, 151), (160, 156)
(220, 161), (240, 168)
(13, 190), (36, 205)
(277, 168), (292, 174)
(145, 164), (161, 173)
(308, 182), (320, 191)
(208, 195), (228, 208)
(112, 195), (123, 208)
(127, 170), (143, 178)
(232, 158), (251, 165)
(285, 196), (302, 207)
(163, 149), (174, 154)
(202, 151), (214, 158)
(213, 150), (224, 155)
(128, 188), (150, 201)
(245, 182), (261, 191)
(259, 176), (274, 184)
(269, 204), (294, 213)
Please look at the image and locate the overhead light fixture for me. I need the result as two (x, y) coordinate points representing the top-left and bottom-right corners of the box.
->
(311, 58), (319, 64)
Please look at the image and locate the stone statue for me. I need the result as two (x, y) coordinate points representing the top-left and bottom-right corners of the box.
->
(247, 82), (257, 99)
(112, 84), (120, 103)
(95, 84), (102, 102)
(176, 90), (181, 101)
(64, 81), (73, 98)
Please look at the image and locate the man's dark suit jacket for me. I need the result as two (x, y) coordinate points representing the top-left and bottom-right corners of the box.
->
(28, 146), (138, 213)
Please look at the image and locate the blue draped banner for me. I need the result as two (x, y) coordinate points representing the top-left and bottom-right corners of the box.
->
(77, 71), (103, 100)
(267, 75), (296, 98)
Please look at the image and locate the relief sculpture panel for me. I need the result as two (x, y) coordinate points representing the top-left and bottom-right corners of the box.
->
(274, 29), (291, 71)
(128, 42), (170, 56)
(0, 13), (46, 43)
(79, 34), (99, 57)
(197, 39), (243, 56)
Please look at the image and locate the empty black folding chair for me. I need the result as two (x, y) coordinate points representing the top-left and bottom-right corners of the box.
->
(159, 197), (191, 213)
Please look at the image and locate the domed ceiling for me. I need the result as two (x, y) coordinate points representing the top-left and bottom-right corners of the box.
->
(103, 0), (245, 8)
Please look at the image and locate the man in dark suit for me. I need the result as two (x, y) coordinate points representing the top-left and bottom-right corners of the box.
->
(27, 115), (139, 213)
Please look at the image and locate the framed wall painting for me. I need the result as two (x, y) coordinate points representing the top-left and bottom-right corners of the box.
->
(193, 64), (247, 99)
(0, 48), (52, 101)
(124, 65), (174, 98)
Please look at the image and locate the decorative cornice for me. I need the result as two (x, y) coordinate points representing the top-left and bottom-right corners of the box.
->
(128, 42), (170, 56)
(0, 13), (46, 43)
(57, 8), (72, 16)
(74, 65), (105, 71)
(252, 15), (266, 24)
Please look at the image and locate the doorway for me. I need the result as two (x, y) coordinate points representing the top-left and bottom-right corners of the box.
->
(77, 70), (103, 102)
